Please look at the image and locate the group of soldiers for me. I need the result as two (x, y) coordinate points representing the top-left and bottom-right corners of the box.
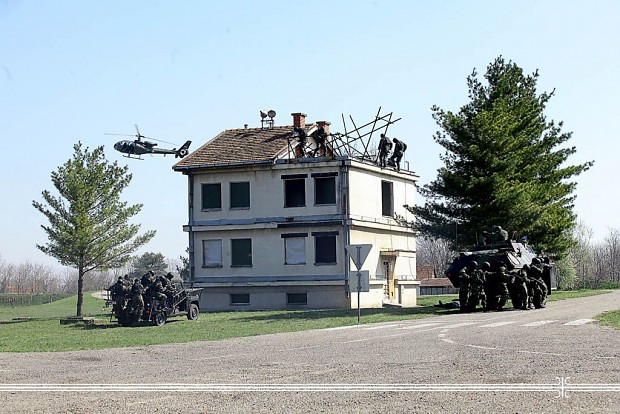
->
(457, 257), (550, 312)
(109, 271), (179, 318)
(293, 125), (329, 158)
(377, 133), (407, 171)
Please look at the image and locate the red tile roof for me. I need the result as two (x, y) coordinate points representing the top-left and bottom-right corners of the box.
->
(418, 278), (454, 287)
(174, 125), (297, 169)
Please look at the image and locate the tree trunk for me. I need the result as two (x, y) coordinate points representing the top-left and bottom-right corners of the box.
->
(76, 266), (84, 317)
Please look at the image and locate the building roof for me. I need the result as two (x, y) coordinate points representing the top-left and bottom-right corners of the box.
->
(174, 125), (298, 170)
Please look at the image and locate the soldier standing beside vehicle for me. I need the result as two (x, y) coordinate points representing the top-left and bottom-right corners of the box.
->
(468, 263), (486, 312)
(528, 258), (548, 308)
(458, 265), (472, 313)
(130, 278), (144, 317)
(511, 267), (529, 310)
(493, 265), (512, 311)
(111, 277), (127, 314)
(480, 262), (495, 311)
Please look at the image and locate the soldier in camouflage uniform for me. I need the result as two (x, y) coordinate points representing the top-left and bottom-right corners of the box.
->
(510, 267), (529, 310)
(521, 264), (535, 309)
(494, 265), (512, 311)
(111, 277), (127, 314)
(458, 264), (472, 313)
(130, 278), (144, 317)
(528, 257), (548, 308)
(480, 262), (495, 311)
(146, 278), (168, 310)
(468, 263), (486, 312)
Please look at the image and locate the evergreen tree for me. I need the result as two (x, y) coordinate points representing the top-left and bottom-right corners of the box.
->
(128, 252), (168, 279)
(410, 57), (593, 254)
(33, 143), (155, 317)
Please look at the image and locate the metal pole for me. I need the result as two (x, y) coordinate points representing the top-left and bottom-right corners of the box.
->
(356, 246), (361, 323)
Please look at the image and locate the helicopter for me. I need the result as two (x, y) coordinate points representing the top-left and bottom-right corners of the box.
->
(107, 125), (192, 159)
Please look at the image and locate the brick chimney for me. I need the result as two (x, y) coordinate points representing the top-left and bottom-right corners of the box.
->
(291, 113), (307, 129)
(316, 121), (331, 134)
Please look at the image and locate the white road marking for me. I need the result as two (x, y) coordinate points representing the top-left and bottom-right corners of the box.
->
(479, 321), (517, 328)
(397, 322), (443, 330)
(520, 320), (558, 327)
(325, 325), (363, 331)
(516, 350), (562, 356)
(363, 324), (400, 330)
(564, 319), (596, 326)
(440, 338), (455, 344)
(342, 338), (372, 344)
(467, 344), (497, 350)
(441, 322), (478, 329)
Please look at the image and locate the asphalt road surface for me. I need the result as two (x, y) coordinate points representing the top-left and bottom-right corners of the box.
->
(1, 291), (619, 413)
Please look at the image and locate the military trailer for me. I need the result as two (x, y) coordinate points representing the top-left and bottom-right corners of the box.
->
(108, 286), (203, 327)
(445, 241), (555, 311)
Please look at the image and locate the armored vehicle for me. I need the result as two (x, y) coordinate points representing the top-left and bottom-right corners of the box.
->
(109, 286), (203, 327)
(445, 241), (554, 311)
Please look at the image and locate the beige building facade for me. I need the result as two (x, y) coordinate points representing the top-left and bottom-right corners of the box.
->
(174, 113), (419, 311)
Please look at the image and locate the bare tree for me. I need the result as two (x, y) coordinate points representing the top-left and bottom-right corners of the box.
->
(416, 237), (456, 278)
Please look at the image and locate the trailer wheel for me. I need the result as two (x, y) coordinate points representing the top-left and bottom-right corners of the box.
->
(187, 303), (199, 320)
(154, 312), (167, 326)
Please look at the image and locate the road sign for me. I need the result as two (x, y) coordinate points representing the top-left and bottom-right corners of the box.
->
(345, 244), (372, 270)
(349, 271), (370, 292)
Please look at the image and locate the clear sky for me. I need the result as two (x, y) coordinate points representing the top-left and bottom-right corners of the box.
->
(1, 0), (618, 269)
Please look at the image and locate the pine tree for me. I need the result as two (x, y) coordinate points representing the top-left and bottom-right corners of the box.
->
(33, 143), (155, 317)
(129, 252), (168, 280)
(410, 57), (593, 254)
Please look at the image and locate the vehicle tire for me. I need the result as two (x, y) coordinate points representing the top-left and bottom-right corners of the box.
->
(154, 312), (167, 327)
(187, 303), (199, 320)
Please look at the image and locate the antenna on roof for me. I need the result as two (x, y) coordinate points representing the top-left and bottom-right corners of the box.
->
(261, 110), (276, 129)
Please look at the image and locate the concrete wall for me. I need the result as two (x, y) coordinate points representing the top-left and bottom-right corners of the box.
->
(198, 284), (350, 311)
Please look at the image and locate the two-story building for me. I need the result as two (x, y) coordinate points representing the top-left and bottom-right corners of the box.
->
(173, 112), (419, 311)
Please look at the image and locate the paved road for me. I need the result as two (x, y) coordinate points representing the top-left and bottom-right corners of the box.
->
(1, 291), (619, 413)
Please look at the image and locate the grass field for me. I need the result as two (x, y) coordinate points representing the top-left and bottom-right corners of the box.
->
(0, 289), (615, 352)
(595, 309), (620, 329)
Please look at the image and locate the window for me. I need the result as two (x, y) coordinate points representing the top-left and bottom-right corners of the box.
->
(231, 238), (252, 267)
(282, 174), (307, 207)
(230, 182), (250, 209)
(314, 232), (337, 265)
(202, 183), (221, 210)
(381, 180), (394, 217)
(230, 293), (250, 305)
(202, 239), (223, 267)
(287, 293), (307, 305)
(284, 237), (306, 265)
(314, 176), (336, 205)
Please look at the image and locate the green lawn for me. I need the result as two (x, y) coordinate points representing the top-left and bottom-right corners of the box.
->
(595, 310), (620, 329)
(0, 289), (615, 352)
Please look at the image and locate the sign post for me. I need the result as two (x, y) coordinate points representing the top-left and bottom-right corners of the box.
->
(345, 244), (372, 323)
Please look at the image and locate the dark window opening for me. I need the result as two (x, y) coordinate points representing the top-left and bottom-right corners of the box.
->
(287, 293), (307, 305)
(315, 177), (336, 205)
(315, 235), (337, 265)
(231, 238), (252, 267)
(284, 178), (306, 207)
(202, 183), (222, 210)
(381, 181), (394, 217)
(230, 293), (250, 305)
(230, 182), (250, 209)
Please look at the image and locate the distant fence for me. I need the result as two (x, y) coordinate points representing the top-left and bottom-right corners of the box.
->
(0, 293), (72, 307)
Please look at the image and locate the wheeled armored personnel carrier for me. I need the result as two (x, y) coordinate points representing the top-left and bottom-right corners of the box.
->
(109, 286), (203, 327)
(445, 241), (555, 311)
